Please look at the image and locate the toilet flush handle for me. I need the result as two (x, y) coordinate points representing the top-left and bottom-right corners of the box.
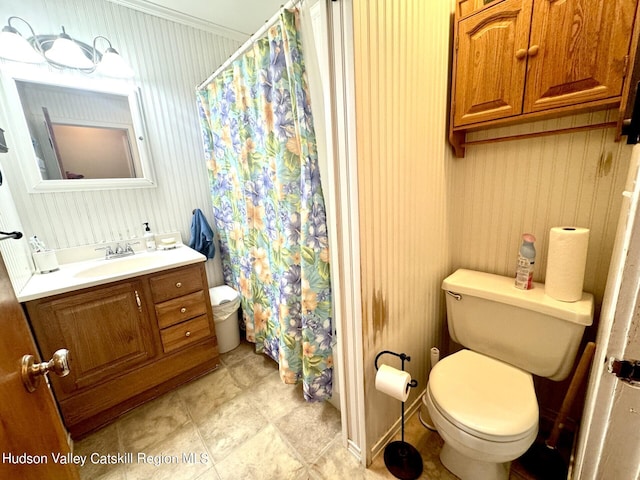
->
(446, 291), (462, 301)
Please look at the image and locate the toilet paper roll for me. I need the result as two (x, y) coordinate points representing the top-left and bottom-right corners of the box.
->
(545, 227), (590, 302)
(375, 364), (411, 402)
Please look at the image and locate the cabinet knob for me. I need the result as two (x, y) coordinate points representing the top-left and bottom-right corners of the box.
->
(527, 45), (539, 57)
(175, 282), (182, 288)
(515, 48), (527, 60)
(180, 307), (187, 313)
(185, 331), (191, 337)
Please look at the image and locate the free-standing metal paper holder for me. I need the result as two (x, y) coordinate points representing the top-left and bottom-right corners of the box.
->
(375, 350), (423, 480)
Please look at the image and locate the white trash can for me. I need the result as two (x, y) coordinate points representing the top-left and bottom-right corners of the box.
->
(209, 285), (241, 353)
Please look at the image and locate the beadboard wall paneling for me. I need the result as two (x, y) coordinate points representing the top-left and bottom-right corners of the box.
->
(450, 109), (632, 309)
(0, 175), (32, 292)
(0, 0), (241, 289)
(352, 0), (453, 458)
(450, 110), (633, 418)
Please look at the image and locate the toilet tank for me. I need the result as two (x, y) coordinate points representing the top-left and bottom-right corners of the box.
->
(442, 269), (594, 381)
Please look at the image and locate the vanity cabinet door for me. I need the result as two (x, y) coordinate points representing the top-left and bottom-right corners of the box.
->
(27, 281), (156, 398)
(524, 0), (637, 113)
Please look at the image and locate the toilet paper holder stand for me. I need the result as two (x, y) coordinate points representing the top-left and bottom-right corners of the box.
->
(375, 350), (422, 480)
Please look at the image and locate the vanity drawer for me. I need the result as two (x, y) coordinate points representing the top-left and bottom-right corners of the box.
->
(160, 315), (211, 353)
(150, 265), (204, 303)
(155, 290), (207, 328)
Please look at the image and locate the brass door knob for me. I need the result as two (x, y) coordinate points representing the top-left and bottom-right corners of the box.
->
(21, 349), (70, 393)
(527, 45), (539, 57)
(515, 48), (527, 60)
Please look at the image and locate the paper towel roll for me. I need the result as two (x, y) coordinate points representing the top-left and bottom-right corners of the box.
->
(375, 364), (411, 402)
(545, 227), (590, 302)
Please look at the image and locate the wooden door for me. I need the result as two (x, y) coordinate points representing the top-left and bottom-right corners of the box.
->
(453, 0), (533, 126)
(27, 281), (157, 398)
(524, 0), (637, 112)
(575, 145), (640, 478)
(0, 254), (80, 480)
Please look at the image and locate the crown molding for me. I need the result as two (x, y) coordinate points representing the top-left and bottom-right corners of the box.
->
(104, 0), (249, 41)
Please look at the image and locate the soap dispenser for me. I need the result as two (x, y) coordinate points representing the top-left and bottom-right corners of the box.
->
(143, 222), (156, 251)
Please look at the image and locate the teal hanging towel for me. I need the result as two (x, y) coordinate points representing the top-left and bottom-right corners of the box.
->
(189, 208), (216, 259)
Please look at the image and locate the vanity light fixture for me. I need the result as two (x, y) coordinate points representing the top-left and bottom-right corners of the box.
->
(0, 16), (134, 78)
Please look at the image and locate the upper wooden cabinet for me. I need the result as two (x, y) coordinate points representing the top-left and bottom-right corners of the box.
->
(450, 0), (640, 156)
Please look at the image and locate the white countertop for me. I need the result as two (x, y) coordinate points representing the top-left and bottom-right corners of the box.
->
(18, 245), (206, 302)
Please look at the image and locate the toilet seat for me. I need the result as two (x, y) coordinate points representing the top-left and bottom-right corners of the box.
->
(428, 350), (538, 442)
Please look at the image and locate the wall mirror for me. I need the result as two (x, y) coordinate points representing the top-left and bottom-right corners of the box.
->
(0, 71), (155, 192)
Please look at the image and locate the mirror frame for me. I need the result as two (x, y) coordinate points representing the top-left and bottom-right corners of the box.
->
(0, 70), (156, 193)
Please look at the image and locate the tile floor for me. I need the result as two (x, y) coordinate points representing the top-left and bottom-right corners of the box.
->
(75, 341), (536, 480)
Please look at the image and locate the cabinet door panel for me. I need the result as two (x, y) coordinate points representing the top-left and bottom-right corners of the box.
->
(30, 282), (156, 396)
(454, 0), (533, 126)
(524, 0), (637, 112)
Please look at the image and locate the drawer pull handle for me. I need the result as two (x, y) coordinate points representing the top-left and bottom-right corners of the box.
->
(175, 282), (182, 288)
(180, 307), (187, 313)
(185, 331), (191, 337)
(135, 290), (142, 312)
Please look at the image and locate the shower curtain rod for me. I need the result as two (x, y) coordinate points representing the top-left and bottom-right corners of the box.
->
(197, 0), (302, 90)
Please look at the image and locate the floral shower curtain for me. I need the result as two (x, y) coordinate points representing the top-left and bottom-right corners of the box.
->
(196, 9), (332, 401)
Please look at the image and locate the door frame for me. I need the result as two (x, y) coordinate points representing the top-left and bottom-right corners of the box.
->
(325, 0), (368, 464)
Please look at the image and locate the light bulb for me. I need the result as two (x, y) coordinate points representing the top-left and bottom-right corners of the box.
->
(96, 47), (134, 78)
(44, 28), (93, 69)
(0, 27), (43, 63)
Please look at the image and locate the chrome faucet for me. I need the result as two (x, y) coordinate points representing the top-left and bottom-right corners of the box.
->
(95, 242), (139, 260)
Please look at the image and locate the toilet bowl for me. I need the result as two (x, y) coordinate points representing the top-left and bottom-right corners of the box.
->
(425, 349), (538, 480)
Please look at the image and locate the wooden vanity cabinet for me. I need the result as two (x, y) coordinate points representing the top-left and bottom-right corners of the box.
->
(451, 0), (640, 156)
(25, 262), (218, 439)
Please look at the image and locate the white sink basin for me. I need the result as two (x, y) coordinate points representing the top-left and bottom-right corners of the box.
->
(73, 255), (163, 278)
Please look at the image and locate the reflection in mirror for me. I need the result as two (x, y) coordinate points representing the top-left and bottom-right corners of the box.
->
(16, 81), (143, 180)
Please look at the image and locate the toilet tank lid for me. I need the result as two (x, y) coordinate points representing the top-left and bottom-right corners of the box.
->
(442, 269), (594, 326)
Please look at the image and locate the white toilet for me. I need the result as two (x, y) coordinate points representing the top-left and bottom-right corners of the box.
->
(425, 269), (594, 480)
